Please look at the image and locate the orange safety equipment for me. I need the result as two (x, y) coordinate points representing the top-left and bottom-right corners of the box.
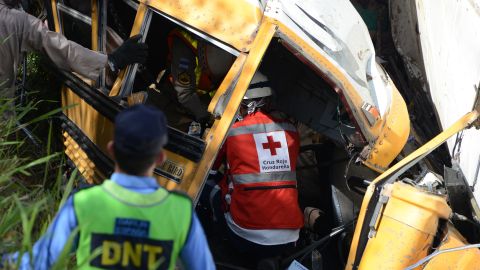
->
(224, 111), (304, 229)
(167, 29), (213, 92)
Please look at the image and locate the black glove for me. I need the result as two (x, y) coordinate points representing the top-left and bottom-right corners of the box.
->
(108, 34), (148, 72)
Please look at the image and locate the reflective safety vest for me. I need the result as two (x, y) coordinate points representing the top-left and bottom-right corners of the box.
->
(74, 180), (192, 270)
(225, 111), (304, 229)
(167, 29), (213, 93)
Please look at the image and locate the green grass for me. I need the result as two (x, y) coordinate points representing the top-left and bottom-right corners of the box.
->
(0, 2), (84, 265)
(0, 48), (79, 268)
(0, 98), (81, 269)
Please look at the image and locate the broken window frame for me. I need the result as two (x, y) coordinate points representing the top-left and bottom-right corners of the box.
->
(94, 0), (139, 92)
(107, 2), (149, 97)
(55, 1), (92, 49)
(54, 1), (105, 87)
(56, 2), (91, 27)
(107, 3), (243, 114)
(113, 8), (152, 98)
(188, 22), (277, 202)
(92, 0), (107, 90)
(121, 0), (139, 11)
(48, 0), (276, 200)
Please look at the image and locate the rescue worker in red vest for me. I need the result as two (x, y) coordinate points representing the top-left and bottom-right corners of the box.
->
(168, 29), (235, 134)
(215, 72), (304, 260)
(2, 105), (215, 270)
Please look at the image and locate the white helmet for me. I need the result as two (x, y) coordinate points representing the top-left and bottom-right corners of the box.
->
(244, 72), (272, 100)
(241, 72), (272, 115)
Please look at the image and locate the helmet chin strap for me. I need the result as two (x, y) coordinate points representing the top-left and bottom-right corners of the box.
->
(243, 98), (266, 115)
(237, 97), (267, 121)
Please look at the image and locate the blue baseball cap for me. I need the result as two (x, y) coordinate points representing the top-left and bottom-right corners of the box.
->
(114, 105), (168, 156)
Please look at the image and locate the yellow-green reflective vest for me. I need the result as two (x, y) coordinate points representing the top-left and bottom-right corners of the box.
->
(74, 180), (192, 270)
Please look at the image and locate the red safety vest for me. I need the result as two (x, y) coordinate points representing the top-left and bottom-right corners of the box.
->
(224, 111), (304, 230)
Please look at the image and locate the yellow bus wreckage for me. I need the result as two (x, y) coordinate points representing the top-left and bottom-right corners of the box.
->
(44, 0), (480, 269)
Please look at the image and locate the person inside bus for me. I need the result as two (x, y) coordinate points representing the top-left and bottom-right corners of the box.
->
(212, 72), (304, 263)
(167, 28), (235, 136)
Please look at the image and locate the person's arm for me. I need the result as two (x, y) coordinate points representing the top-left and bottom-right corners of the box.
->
(180, 213), (216, 270)
(171, 37), (209, 122)
(2, 197), (78, 270)
(18, 12), (107, 81)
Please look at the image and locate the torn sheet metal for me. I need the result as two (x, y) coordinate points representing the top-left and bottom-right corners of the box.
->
(267, 0), (410, 171)
(271, 0), (393, 116)
(391, 0), (480, 201)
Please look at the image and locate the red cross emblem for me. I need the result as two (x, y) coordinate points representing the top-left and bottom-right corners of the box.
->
(262, 135), (282, 156)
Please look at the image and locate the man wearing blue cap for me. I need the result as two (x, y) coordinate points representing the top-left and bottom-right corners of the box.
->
(3, 105), (215, 269)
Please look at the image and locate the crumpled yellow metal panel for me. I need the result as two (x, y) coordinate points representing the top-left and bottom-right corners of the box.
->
(357, 182), (451, 269)
(362, 84), (410, 172)
(188, 21), (277, 202)
(143, 0), (263, 52)
(423, 225), (480, 270)
(346, 110), (480, 270)
(276, 23), (410, 171)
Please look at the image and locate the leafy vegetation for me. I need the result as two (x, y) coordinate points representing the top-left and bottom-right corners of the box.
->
(0, 1), (82, 267)
(0, 98), (80, 268)
(0, 50), (79, 268)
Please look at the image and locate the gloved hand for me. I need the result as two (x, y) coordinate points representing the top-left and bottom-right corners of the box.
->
(108, 34), (148, 72)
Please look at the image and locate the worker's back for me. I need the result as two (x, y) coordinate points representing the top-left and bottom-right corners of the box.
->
(74, 181), (192, 269)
